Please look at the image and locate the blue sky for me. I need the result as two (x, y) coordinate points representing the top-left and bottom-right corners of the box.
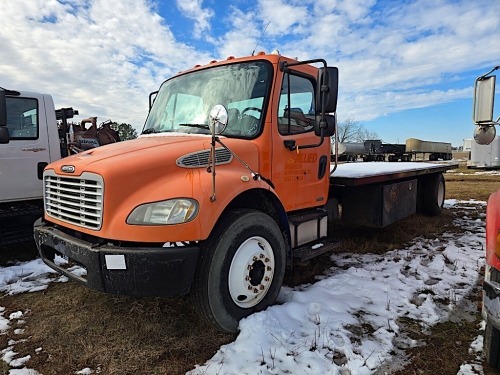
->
(0, 0), (499, 147)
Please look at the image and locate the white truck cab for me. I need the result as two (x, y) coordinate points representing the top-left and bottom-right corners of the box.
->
(0, 88), (78, 245)
(1, 90), (63, 202)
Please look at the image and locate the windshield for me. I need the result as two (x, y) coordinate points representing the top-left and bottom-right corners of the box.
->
(143, 61), (273, 138)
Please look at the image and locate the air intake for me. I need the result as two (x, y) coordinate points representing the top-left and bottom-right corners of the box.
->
(176, 148), (233, 168)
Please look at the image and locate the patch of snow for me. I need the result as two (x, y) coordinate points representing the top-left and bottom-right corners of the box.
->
(331, 161), (455, 178)
(189, 201), (486, 375)
(76, 368), (94, 374)
(0, 258), (65, 295)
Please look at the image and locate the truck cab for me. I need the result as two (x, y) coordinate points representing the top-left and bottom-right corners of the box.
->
(0, 88), (78, 246)
(471, 66), (500, 370)
(33, 53), (338, 332)
(0, 90), (61, 202)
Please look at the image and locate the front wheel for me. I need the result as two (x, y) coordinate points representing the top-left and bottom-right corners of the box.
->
(484, 320), (500, 369)
(191, 209), (286, 332)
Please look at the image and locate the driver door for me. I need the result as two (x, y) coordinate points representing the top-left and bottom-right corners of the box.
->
(271, 71), (329, 212)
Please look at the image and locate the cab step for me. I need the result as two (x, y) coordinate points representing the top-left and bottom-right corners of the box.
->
(292, 239), (341, 263)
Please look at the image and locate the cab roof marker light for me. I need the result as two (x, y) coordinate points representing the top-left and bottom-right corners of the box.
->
(257, 51), (266, 55)
(227, 56), (235, 60)
(210, 60), (217, 64)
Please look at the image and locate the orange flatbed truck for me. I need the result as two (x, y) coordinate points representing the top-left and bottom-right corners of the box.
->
(21, 52), (454, 332)
(472, 66), (500, 369)
(485, 189), (500, 369)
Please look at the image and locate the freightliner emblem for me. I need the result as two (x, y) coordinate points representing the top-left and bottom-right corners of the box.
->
(61, 165), (75, 173)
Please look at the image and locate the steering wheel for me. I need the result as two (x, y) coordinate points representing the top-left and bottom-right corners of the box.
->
(241, 107), (262, 117)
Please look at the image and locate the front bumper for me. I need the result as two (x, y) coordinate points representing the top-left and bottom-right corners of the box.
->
(34, 218), (199, 297)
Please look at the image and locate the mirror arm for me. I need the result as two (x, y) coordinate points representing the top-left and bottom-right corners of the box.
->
(479, 66), (500, 80)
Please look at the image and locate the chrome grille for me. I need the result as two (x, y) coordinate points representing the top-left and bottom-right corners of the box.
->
(176, 148), (233, 168)
(44, 171), (103, 230)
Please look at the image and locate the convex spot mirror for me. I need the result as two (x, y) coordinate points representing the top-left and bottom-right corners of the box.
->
(209, 104), (228, 135)
(474, 125), (496, 145)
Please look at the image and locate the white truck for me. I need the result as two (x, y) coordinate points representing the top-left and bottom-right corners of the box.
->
(0, 88), (80, 246)
(467, 135), (500, 169)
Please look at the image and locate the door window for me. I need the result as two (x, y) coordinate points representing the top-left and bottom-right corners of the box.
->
(5, 97), (38, 139)
(278, 74), (315, 135)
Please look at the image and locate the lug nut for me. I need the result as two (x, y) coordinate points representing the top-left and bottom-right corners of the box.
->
(253, 288), (259, 293)
(260, 254), (265, 258)
(264, 276), (270, 282)
(248, 285), (253, 290)
(253, 256), (258, 261)
(267, 266), (272, 271)
(259, 285), (265, 290)
(247, 265), (252, 270)
(245, 276), (250, 281)
(265, 258), (270, 262)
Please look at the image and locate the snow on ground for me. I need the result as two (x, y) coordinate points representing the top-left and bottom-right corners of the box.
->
(0, 200), (489, 374)
(447, 169), (500, 176)
(189, 200), (487, 375)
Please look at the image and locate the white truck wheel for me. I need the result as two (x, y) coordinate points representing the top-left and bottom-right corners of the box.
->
(191, 209), (286, 333)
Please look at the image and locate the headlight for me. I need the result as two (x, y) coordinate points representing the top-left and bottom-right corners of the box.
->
(127, 198), (198, 225)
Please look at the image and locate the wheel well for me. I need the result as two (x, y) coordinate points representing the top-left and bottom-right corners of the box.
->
(224, 189), (291, 260)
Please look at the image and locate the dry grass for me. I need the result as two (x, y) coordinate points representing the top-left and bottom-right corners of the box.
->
(0, 283), (235, 375)
(0, 162), (498, 374)
(445, 163), (500, 201)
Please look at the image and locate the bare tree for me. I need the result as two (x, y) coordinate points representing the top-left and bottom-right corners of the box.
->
(336, 118), (379, 143)
(355, 128), (379, 142)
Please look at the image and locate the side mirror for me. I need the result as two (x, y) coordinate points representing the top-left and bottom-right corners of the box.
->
(0, 126), (9, 144)
(316, 67), (338, 113)
(314, 114), (336, 137)
(473, 75), (496, 124)
(0, 89), (6, 127)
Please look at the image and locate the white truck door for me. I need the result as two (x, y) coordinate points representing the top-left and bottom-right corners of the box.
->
(0, 92), (53, 202)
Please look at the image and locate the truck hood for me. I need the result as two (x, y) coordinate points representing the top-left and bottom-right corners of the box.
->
(48, 133), (259, 177)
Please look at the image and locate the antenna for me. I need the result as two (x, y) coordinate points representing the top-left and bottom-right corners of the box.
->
(251, 22), (270, 56)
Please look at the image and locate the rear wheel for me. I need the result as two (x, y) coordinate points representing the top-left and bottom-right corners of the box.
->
(484, 320), (500, 369)
(419, 173), (445, 216)
(191, 209), (286, 332)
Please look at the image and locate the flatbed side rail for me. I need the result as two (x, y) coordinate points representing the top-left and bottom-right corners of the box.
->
(330, 162), (458, 187)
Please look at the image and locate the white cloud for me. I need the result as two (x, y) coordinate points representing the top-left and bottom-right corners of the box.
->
(259, 0), (309, 35)
(0, 0), (213, 128)
(215, 7), (262, 58)
(175, 0), (214, 39)
(0, 0), (498, 136)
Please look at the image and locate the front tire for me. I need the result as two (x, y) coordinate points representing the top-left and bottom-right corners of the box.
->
(191, 209), (286, 332)
(484, 320), (500, 369)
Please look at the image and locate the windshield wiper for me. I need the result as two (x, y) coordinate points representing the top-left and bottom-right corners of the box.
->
(142, 128), (160, 134)
(179, 123), (209, 130)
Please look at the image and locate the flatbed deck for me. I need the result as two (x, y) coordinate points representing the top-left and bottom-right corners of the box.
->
(330, 161), (458, 186)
